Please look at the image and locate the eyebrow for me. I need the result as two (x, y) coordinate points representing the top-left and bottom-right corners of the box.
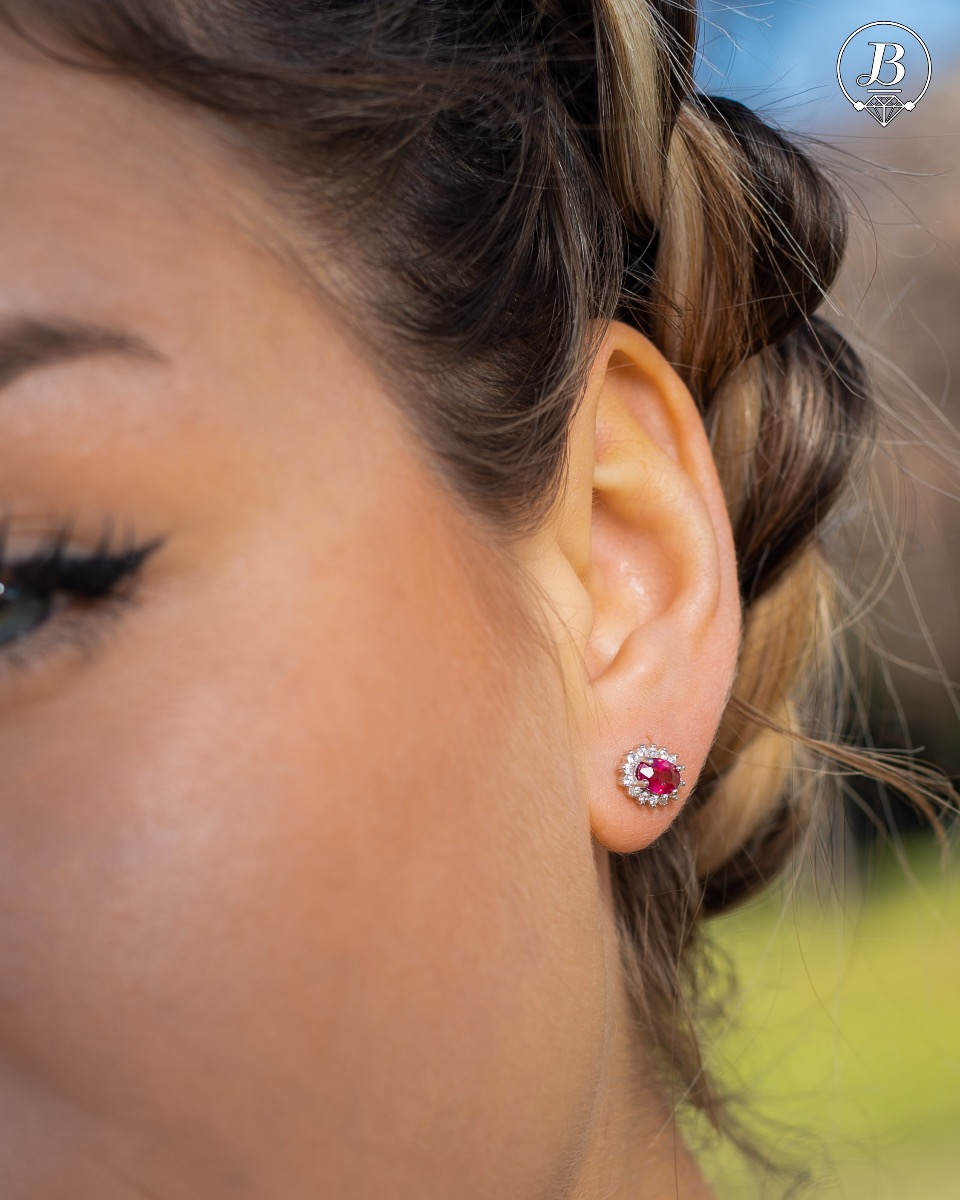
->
(0, 315), (169, 392)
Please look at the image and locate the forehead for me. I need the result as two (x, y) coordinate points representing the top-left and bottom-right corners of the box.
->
(0, 23), (358, 442)
(0, 27), (302, 342)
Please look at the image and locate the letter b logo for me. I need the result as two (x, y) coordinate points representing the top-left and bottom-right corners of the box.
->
(856, 41), (906, 88)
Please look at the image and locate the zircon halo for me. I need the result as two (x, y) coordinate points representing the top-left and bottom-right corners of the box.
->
(619, 744), (686, 807)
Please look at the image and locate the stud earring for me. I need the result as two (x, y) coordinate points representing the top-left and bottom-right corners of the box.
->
(619, 744), (686, 807)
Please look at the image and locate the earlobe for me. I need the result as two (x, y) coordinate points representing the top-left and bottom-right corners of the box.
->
(518, 320), (742, 855)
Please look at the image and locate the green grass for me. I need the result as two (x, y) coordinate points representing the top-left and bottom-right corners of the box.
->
(692, 839), (960, 1198)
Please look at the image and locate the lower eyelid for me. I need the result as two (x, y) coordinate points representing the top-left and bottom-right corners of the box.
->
(0, 589), (140, 686)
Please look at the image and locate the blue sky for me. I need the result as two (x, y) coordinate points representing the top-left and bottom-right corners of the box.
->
(693, 1), (960, 128)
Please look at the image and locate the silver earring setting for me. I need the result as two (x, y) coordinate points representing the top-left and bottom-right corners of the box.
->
(619, 744), (686, 807)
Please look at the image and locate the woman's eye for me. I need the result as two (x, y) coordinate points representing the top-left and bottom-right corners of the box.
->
(0, 521), (166, 678)
(0, 581), (59, 647)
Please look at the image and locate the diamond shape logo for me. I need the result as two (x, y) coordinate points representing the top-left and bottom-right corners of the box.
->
(863, 93), (905, 126)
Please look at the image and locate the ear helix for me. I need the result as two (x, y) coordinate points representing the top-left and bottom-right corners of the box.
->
(619, 744), (686, 808)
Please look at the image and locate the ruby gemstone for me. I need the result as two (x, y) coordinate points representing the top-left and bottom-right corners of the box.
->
(635, 758), (681, 795)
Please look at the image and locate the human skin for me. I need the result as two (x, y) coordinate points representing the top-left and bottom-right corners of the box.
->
(0, 27), (740, 1200)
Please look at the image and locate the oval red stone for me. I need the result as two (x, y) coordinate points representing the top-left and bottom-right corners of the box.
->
(635, 757), (681, 795)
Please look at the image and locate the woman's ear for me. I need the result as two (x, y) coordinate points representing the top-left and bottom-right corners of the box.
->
(515, 320), (742, 853)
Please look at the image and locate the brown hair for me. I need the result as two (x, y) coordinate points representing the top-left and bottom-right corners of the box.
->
(2, 0), (953, 1170)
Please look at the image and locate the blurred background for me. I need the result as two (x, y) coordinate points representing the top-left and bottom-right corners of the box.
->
(688, 3), (960, 1196)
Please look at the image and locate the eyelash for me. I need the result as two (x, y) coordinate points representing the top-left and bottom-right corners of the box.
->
(0, 514), (164, 681)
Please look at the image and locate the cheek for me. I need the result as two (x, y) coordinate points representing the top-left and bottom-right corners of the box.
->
(0, 477), (607, 1198)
